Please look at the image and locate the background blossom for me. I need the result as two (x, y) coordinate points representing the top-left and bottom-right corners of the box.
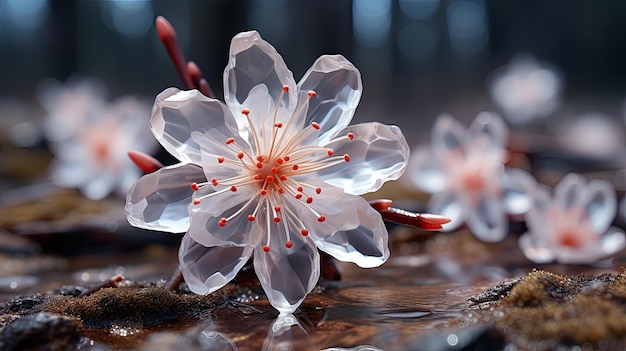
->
(519, 173), (625, 264)
(41, 77), (157, 199)
(488, 56), (562, 126)
(406, 112), (536, 242)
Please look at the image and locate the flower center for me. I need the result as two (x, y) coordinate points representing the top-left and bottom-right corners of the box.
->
(190, 86), (354, 252)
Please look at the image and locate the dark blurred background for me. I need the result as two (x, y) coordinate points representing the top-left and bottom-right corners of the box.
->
(2, 0), (626, 145)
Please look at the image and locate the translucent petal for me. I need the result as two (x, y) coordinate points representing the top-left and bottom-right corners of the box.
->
(150, 88), (240, 164)
(519, 233), (555, 264)
(253, 226), (320, 314)
(428, 191), (465, 232)
(501, 168), (536, 215)
(188, 185), (261, 247)
(405, 146), (447, 193)
(551, 239), (619, 265)
(583, 179), (617, 234)
(224, 31), (297, 116)
(287, 178), (358, 240)
(316, 122), (410, 195)
(465, 111), (508, 150)
(179, 234), (253, 295)
(298, 55), (362, 144)
(525, 185), (552, 234)
(262, 314), (313, 349)
(125, 163), (205, 233)
(554, 173), (585, 210)
(315, 195), (389, 268)
(431, 114), (466, 159)
(466, 194), (508, 242)
(600, 229), (626, 257)
(194, 128), (252, 182)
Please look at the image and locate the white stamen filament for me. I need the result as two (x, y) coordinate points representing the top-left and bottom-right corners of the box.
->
(197, 87), (349, 251)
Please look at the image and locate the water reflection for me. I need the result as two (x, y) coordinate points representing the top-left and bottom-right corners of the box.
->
(198, 313), (388, 351)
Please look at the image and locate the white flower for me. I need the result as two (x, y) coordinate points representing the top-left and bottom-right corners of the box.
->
(406, 112), (536, 242)
(125, 31), (409, 314)
(488, 56), (561, 125)
(39, 77), (107, 142)
(41, 78), (157, 199)
(519, 173), (625, 264)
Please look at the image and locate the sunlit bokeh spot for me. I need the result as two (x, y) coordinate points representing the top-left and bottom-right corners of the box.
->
(399, 0), (440, 20)
(353, 0), (392, 47)
(0, 0), (49, 42)
(446, 0), (488, 54)
(102, 0), (154, 39)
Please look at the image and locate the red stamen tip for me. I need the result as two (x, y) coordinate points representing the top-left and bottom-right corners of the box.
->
(344, 154), (351, 162)
(274, 206), (281, 212)
(193, 198), (201, 205)
(292, 164), (299, 170)
(211, 178), (218, 186)
(256, 162), (264, 169)
(271, 167), (279, 174)
(263, 245), (270, 252)
(274, 122), (283, 128)
(282, 85), (289, 92)
(217, 156), (225, 163)
(276, 158), (284, 164)
(311, 122), (320, 130)
(191, 182), (199, 191)
(218, 218), (227, 227)
(285, 241), (293, 248)
(317, 215), (326, 222)
(284, 156), (290, 161)
(297, 186), (303, 192)
(327, 149), (334, 156)
(301, 229), (309, 236)
(260, 189), (267, 195)
(267, 175), (275, 182)
(254, 174), (262, 180)
(256, 155), (264, 162)
(248, 215), (255, 221)
(237, 152), (244, 159)
(347, 132), (354, 140)
(295, 194), (303, 199)
(307, 197), (313, 204)
(242, 108), (250, 115)
(278, 188), (285, 194)
(280, 175), (287, 181)
(307, 90), (316, 97)
(226, 137), (235, 145)
(274, 217), (281, 223)
(230, 186), (237, 192)
(315, 187), (322, 194)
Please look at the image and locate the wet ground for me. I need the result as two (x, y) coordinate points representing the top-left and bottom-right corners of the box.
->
(0, 188), (625, 350)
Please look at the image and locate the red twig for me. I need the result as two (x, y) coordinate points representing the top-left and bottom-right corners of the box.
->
(156, 16), (215, 98)
(155, 16), (194, 90)
(369, 199), (451, 231)
(128, 150), (163, 174)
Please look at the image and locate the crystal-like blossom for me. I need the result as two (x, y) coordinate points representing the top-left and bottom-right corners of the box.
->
(125, 31), (409, 314)
(41, 78), (157, 199)
(406, 112), (536, 242)
(519, 173), (625, 264)
(488, 56), (561, 125)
